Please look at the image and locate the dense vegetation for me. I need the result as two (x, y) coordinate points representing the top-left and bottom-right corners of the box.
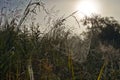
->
(0, 1), (120, 80)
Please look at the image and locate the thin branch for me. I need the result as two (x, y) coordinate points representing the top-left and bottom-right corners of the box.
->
(72, 15), (80, 28)
(64, 11), (78, 20)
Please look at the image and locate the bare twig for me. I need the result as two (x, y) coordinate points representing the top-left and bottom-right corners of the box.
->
(72, 15), (80, 28)
(64, 11), (78, 20)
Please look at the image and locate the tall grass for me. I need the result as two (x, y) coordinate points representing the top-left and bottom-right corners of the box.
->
(0, 1), (120, 80)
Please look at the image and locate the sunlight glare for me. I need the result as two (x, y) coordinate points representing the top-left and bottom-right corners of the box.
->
(76, 0), (101, 17)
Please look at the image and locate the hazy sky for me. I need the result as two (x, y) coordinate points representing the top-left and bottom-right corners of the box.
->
(45, 0), (120, 21)
(0, 0), (120, 21)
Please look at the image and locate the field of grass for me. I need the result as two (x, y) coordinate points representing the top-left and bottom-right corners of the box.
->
(0, 1), (120, 80)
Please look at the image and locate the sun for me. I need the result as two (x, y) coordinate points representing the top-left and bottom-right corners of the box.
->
(76, 0), (101, 17)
